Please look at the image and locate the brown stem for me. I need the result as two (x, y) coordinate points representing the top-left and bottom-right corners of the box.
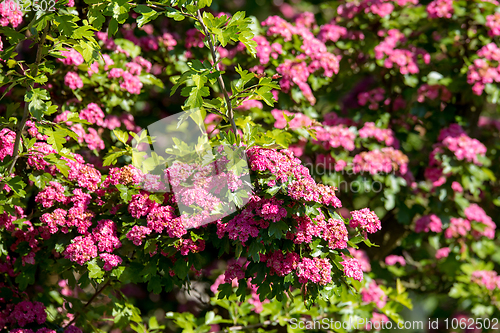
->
(64, 279), (111, 328)
(196, 9), (238, 135)
(8, 24), (49, 175)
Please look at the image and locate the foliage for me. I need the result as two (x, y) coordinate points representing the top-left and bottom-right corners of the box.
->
(0, 0), (499, 332)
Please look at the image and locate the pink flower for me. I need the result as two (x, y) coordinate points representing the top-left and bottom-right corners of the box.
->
(99, 253), (123, 271)
(358, 122), (398, 147)
(0, 0), (23, 28)
(435, 247), (451, 259)
(126, 225), (152, 246)
(486, 12), (500, 36)
(385, 254), (406, 266)
(271, 109), (313, 129)
(451, 181), (463, 193)
(58, 48), (84, 66)
(362, 281), (387, 308)
(318, 23), (347, 43)
(126, 62), (142, 75)
(79, 103), (105, 126)
(465, 204), (495, 239)
(64, 72), (83, 90)
(415, 214), (442, 233)
(63, 236), (97, 265)
(92, 220), (121, 253)
(444, 218), (471, 239)
(350, 208), (381, 234)
(35, 181), (67, 208)
(84, 128), (105, 151)
(349, 248), (371, 272)
(341, 257), (363, 281)
(471, 270), (500, 290)
(0, 127), (16, 161)
(427, 0), (454, 19)
(8, 301), (47, 327)
(120, 71), (143, 94)
(224, 259), (246, 283)
(296, 257), (332, 285)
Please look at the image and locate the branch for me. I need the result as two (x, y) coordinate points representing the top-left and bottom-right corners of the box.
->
(7, 23), (50, 175)
(64, 279), (112, 328)
(196, 9), (238, 135)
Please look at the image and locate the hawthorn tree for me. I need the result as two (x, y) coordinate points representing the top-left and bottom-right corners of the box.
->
(0, 0), (499, 332)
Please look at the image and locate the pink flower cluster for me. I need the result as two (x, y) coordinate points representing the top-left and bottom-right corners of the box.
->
(465, 204), (496, 239)
(65, 155), (102, 191)
(265, 251), (300, 276)
(417, 84), (452, 103)
(247, 147), (341, 206)
(290, 214), (349, 250)
(358, 88), (406, 111)
(467, 43), (500, 95)
(350, 208), (382, 234)
(0, 0), (23, 28)
(296, 257), (332, 285)
(486, 13), (500, 36)
(340, 256), (364, 281)
(435, 247), (451, 259)
(35, 181), (67, 208)
(62, 219), (122, 267)
(385, 255), (406, 266)
(349, 248), (371, 272)
(337, 0), (417, 18)
(444, 218), (471, 239)
(358, 88), (386, 110)
(271, 109), (313, 129)
(276, 59), (317, 105)
(312, 125), (356, 151)
(0, 127), (16, 161)
(217, 196), (287, 244)
(59, 48), (84, 66)
(99, 253), (123, 271)
(63, 235), (98, 265)
(427, 0), (454, 19)
(362, 281), (387, 308)
(437, 124), (487, 165)
(254, 35), (283, 65)
(64, 72), (83, 90)
(126, 225), (152, 246)
(263, 16), (340, 105)
(358, 122), (397, 147)
(317, 23), (347, 42)
(374, 29), (430, 75)
(415, 214), (442, 233)
(80, 103), (105, 126)
(471, 270), (500, 290)
(352, 147), (409, 175)
(1, 300), (47, 329)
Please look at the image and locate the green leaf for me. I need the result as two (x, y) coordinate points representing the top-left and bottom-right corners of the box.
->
(88, 259), (104, 279)
(45, 128), (68, 153)
(147, 276), (162, 294)
(113, 129), (129, 144)
(198, 0), (212, 9)
(268, 220), (288, 239)
(134, 5), (159, 27)
(6, 176), (26, 197)
(116, 184), (133, 203)
(54, 15), (79, 37)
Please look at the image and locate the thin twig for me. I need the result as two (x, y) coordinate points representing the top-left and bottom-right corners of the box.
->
(64, 279), (112, 328)
(196, 9), (238, 135)
(8, 24), (50, 175)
